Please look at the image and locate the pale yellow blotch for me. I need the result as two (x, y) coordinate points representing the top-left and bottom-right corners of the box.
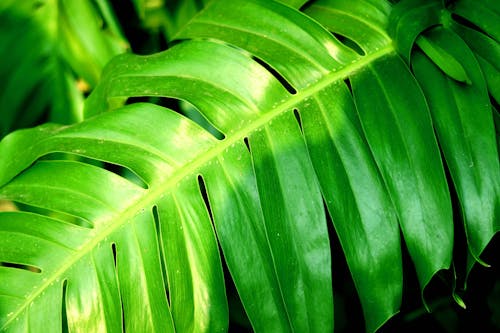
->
(0, 200), (17, 212)
(76, 79), (91, 93)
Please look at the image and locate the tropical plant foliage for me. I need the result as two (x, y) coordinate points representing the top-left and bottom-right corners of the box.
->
(0, 0), (128, 137)
(0, 0), (499, 332)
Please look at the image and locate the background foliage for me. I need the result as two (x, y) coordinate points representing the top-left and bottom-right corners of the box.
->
(0, 0), (499, 332)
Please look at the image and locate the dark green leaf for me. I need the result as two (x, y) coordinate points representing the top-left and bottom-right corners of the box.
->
(415, 32), (471, 84)
(412, 27), (500, 266)
(451, 21), (500, 104)
(450, 0), (500, 42)
(388, 0), (443, 62)
(351, 55), (454, 292)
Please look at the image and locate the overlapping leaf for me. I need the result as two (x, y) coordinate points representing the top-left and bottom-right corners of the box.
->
(412, 26), (500, 270)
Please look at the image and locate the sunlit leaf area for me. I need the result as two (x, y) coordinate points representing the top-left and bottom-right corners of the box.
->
(0, 0), (499, 332)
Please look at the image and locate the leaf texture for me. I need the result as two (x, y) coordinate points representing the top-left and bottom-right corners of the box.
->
(0, 0), (127, 137)
(412, 27), (500, 266)
(0, 0), (499, 332)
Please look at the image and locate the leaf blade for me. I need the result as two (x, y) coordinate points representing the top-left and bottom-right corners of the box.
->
(351, 55), (454, 292)
(412, 28), (500, 265)
(299, 83), (402, 332)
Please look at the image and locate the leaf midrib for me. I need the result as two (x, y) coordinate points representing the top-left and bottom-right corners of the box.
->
(3, 44), (394, 329)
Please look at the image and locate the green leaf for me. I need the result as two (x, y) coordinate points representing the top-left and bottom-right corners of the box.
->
(451, 21), (500, 104)
(4, 31), (339, 330)
(0, 159), (175, 332)
(157, 179), (228, 332)
(89, 1), (403, 330)
(274, 0), (305, 8)
(297, 83), (402, 333)
(351, 55), (454, 293)
(450, 0), (500, 43)
(303, 0), (392, 54)
(415, 32), (471, 84)
(388, 0), (443, 62)
(1, 0), (498, 332)
(0, 104), (228, 332)
(172, 0), (360, 91)
(412, 27), (500, 266)
(58, 0), (129, 87)
(0, 7), (78, 137)
(0, 0), (128, 138)
(202, 141), (293, 332)
(248, 113), (333, 332)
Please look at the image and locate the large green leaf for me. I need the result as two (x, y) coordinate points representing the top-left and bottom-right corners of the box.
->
(412, 26), (500, 267)
(451, 20), (500, 105)
(1, 0), (499, 332)
(88, 1), (403, 330)
(351, 54), (453, 291)
(0, 104), (227, 332)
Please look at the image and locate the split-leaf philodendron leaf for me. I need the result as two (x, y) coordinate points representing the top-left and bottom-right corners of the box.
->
(0, 0), (498, 332)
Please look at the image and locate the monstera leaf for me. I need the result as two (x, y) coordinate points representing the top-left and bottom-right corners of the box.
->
(0, 0), (498, 332)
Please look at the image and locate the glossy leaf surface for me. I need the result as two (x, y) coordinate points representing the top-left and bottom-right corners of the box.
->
(412, 27), (500, 265)
(1, 0), (499, 332)
(351, 55), (453, 290)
